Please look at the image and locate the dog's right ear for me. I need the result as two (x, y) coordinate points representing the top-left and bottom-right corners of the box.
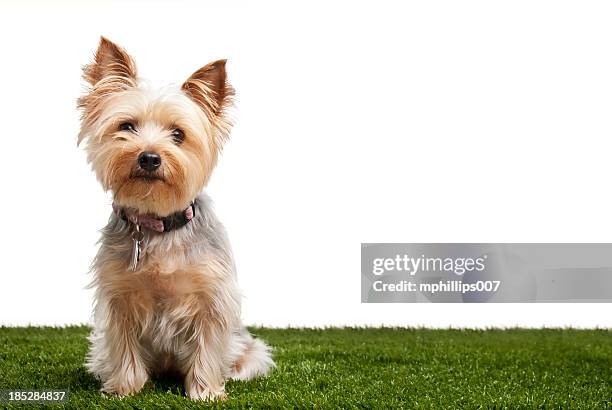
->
(82, 36), (137, 87)
(78, 37), (137, 145)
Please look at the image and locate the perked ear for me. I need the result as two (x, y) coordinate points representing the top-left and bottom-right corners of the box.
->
(181, 60), (234, 121)
(82, 36), (137, 87)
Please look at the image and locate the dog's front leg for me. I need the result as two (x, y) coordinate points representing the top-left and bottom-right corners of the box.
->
(181, 318), (229, 401)
(98, 293), (150, 396)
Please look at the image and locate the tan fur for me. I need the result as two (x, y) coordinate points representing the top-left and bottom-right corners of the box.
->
(79, 37), (274, 401)
(91, 252), (241, 399)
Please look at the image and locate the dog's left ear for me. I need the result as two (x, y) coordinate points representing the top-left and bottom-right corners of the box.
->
(182, 60), (234, 125)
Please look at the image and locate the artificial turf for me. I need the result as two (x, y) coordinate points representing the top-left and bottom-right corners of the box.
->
(0, 327), (611, 408)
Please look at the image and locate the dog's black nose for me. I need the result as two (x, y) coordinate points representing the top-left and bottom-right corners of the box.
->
(138, 152), (161, 172)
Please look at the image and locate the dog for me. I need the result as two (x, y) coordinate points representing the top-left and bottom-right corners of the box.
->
(77, 37), (274, 400)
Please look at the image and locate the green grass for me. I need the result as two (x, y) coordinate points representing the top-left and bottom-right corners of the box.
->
(0, 327), (611, 409)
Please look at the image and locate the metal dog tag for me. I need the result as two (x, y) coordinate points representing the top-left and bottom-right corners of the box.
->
(130, 224), (144, 271)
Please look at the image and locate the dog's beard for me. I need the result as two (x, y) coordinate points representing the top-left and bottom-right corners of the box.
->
(112, 174), (186, 216)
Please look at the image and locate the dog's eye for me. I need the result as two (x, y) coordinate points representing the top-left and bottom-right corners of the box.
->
(172, 128), (185, 144)
(119, 122), (136, 132)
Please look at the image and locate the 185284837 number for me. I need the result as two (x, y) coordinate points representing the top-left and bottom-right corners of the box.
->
(1, 390), (69, 402)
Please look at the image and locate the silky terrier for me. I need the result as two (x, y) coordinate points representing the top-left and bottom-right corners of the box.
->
(77, 37), (274, 400)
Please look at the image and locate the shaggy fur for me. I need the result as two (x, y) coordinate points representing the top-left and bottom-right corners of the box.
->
(78, 37), (274, 400)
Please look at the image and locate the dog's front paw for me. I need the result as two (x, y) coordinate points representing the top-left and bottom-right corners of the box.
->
(101, 381), (145, 397)
(101, 367), (148, 397)
(185, 381), (227, 401)
(102, 381), (146, 397)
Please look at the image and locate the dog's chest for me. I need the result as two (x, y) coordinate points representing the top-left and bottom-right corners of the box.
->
(133, 240), (202, 300)
(138, 270), (177, 299)
(135, 267), (204, 301)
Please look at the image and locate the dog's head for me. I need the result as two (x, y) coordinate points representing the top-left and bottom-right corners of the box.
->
(78, 37), (233, 216)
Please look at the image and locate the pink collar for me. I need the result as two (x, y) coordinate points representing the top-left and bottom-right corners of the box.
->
(112, 202), (195, 233)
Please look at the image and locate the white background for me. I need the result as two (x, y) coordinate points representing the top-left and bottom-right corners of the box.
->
(1, 0), (611, 328)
